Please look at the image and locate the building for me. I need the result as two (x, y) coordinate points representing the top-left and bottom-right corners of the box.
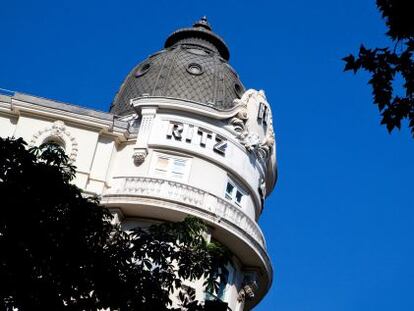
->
(0, 17), (277, 310)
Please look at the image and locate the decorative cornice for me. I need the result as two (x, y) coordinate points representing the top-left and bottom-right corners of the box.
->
(131, 96), (245, 120)
(0, 95), (129, 139)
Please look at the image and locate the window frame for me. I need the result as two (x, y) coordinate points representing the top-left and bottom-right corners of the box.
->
(224, 178), (246, 207)
(149, 152), (192, 182)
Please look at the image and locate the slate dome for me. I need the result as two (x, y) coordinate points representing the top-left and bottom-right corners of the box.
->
(110, 17), (246, 116)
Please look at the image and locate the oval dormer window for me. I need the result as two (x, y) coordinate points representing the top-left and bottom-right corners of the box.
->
(187, 63), (203, 76)
(135, 63), (151, 77)
(234, 83), (243, 98)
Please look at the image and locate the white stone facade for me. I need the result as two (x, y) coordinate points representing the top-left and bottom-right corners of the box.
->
(0, 87), (277, 310)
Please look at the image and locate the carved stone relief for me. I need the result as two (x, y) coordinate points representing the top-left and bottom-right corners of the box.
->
(132, 149), (148, 166)
(237, 274), (258, 303)
(30, 120), (78, 161)
(230, 89), (275, 160)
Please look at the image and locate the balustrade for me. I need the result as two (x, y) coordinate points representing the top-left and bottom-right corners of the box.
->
(104, 176), (266, 249)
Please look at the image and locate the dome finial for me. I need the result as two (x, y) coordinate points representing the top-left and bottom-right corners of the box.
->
(193, 16), (212, 31)
(165, 16), (230, 60)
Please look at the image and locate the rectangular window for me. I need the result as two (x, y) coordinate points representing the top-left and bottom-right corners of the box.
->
(225, 182), (234, 200)
(224, 179), (245, 207)
(235, 190), (243, 204)
(150, 152), (191, 181)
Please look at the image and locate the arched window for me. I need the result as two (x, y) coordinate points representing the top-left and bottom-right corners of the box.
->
(42, 135), (66, 150)
(30, 120), (78, 162)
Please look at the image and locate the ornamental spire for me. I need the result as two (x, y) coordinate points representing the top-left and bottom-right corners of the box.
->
(193, 16), (212, 31)
(164, 16), (230, 60)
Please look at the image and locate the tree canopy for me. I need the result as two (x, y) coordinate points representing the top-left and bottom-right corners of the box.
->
(0, 137), (229, 311)
(343, 0), (414, 136)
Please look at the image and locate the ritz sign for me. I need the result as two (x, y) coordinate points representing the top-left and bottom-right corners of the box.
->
(166, 121), (228, 156)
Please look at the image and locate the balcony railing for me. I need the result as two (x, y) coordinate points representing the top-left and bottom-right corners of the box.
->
(103, 176), (266, 249)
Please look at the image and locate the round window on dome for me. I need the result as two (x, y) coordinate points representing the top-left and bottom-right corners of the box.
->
(135, 63), (151, 77)
(187, 63), (204, 75)
(234, 83), (243, 98)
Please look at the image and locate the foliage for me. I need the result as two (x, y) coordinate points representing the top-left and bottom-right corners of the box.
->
(0, 137), (229, 311)
(343, 0), (414, 135)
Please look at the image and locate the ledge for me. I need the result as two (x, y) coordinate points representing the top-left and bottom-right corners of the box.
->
(103, 176), (266, 248)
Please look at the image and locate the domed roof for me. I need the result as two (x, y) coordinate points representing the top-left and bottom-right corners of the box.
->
(110, 17), (246, 116)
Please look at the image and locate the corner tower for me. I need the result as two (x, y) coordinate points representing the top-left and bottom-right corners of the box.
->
(104, 17), (277, 310)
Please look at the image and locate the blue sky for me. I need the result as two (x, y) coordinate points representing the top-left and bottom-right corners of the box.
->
(1, 1), (414, 310)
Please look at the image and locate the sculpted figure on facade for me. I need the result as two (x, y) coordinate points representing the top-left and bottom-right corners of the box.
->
(230, 89), (275, 160)
(132, 149), (148, 165)
(229, 100), (249, 133)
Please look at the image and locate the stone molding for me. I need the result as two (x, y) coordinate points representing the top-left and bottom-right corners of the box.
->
(131, 96), (244, 120)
